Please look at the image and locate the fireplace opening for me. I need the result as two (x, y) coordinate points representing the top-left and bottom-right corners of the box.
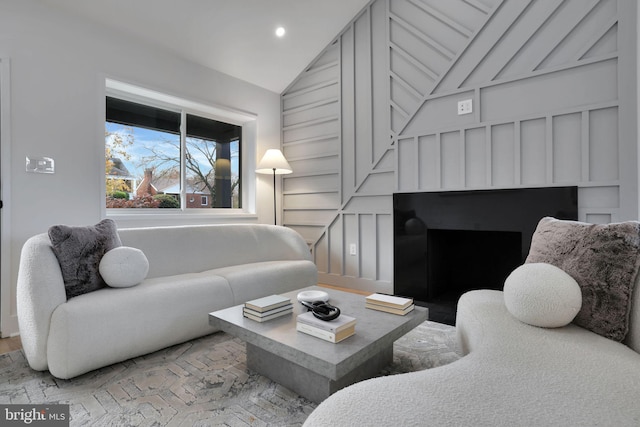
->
(427, 229), (522, 311)
(393, 187), (578, 325)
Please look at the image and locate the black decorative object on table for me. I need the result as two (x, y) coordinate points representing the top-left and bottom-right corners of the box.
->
(300, 300), (341, 321)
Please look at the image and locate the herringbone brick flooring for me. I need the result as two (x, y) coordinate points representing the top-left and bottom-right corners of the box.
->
(0, 322), (458, 426)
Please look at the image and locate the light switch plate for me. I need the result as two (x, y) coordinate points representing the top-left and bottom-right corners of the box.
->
(26, 156), (55, 174)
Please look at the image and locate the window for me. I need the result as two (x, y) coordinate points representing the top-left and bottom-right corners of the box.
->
(105, 89), (245, 211)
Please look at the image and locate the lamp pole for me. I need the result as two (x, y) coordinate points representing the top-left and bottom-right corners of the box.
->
(272, 168), (277, 225)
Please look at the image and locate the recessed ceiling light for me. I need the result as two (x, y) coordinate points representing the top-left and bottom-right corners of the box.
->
(275, 26), (286, 38)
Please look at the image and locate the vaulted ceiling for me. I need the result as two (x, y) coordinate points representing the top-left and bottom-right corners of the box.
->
(38, 0), (371, 93)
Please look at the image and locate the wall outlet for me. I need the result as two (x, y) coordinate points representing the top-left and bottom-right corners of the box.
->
(457, 99), (473, 115)
(349, 243), (357, 256)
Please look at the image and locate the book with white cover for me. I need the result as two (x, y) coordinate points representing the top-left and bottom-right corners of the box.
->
(296, 322), (355, 343)
(366, 302), (415, 316)
(296, 311), (356, 333)
(244, 294), (292, 312)
(365, 293), (413, 309)
(243, 307), (293, 322)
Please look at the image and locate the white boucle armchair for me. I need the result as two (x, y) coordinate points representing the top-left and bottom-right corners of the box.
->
(304, 218), (640, 426)
(17, 223), (317, 379)
(303, 286), (640, 426)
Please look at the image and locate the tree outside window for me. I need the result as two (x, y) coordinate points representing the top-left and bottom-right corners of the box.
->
(105, 97), (241, 209)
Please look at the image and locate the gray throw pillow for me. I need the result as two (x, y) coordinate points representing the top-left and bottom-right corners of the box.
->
(48, 219), (122, 299)
(525, 217), (640, 341)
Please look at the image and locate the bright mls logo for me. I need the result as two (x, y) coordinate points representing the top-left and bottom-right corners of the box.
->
(1, 404), (69, 426)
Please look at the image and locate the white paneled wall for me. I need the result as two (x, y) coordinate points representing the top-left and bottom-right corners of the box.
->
(281, 0), (637, 293)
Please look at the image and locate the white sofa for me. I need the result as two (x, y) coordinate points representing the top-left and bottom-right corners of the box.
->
(304, 286), (640, 426)
(17, 223), (317, 379)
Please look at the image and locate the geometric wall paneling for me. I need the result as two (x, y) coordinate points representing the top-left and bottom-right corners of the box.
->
(283, 174), (339, 195)
(480, 58), (617, 123)
(433, 0), (618, 93)
(283, 1), (402, 291)
(496, 0), (607, 79)
(460, 1), (567, 89)
(520, 118), (547, 185)
(581, 22), (617, 60)
(585, 213), (613, 223)
(397, 137), (418, 191)
(588, 107), (618, 182)
(281, 0), (634, 294)
(579, 185), (620, 223)
(288, 224), (331, 245)
(282, 115), (340, 145)
(356, 171), (395, 195)
(285, 153), (339, 176)
(432, 0), (529, 94)
(359, 213), (378, 281)
(283, 209), (336, 229)
(284, 43), (340, 97)
(283, 192), (340, 210)
(579, 185), (620, 210)
(281, 35), (341, 248)
(282, 81), (339, 116)
(342, 195), (393, 214)
(328, 216), (344, 276)
(418, 134), (440, 190)
(314, 232), (329, 274)
(344, 214), (359, 278)
(402, 90), (476, 135)
(552, 112), (583, 184)
(388, 0), (496, 133)
(465, 127), (487, 187)
(376, 149), (395, 170)
(327, 211), (394, 283)
(282, 98), (338, 128)
(283, 136), (340, 159)
(371, 0), (390, 163)
(490, 123), (516, 187)
(441, 130), (464, 189)
(376, 213), (394, 282)
(536, 0), (617, 71)
(352, 15), (375, 189)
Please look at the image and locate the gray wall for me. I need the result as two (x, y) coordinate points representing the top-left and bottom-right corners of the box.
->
(281, 0), (638, 293)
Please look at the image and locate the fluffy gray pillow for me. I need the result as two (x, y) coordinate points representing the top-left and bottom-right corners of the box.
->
(526, 217), (640, 341)
(48, 219), (122, 299)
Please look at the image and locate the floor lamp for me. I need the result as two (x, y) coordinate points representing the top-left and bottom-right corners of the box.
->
(256, 149), (292, 225)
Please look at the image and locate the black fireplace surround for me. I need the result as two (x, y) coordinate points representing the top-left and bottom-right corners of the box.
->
(393, 187), (578, 325)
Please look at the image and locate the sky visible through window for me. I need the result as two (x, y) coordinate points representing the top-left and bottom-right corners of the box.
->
(105, 122), (239, 182)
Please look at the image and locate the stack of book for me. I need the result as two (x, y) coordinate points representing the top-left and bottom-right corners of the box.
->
(365, 293), (415, 315)
(243, 294), (293, 322)
(296, 311), (356, 343)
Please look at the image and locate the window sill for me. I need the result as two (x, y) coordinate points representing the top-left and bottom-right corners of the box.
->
(106, 209), (259, 226)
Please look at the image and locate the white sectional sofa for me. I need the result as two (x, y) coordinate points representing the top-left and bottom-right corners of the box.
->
(17, 223), (317, 379)
(303, 287), (640, 426)
(304, 218), (640, 426)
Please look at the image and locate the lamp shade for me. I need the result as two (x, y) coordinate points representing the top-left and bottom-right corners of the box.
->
(256, 149), (292, 175)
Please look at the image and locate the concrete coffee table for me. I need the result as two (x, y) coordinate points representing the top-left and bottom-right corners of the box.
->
(208, 286), (428, 403)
